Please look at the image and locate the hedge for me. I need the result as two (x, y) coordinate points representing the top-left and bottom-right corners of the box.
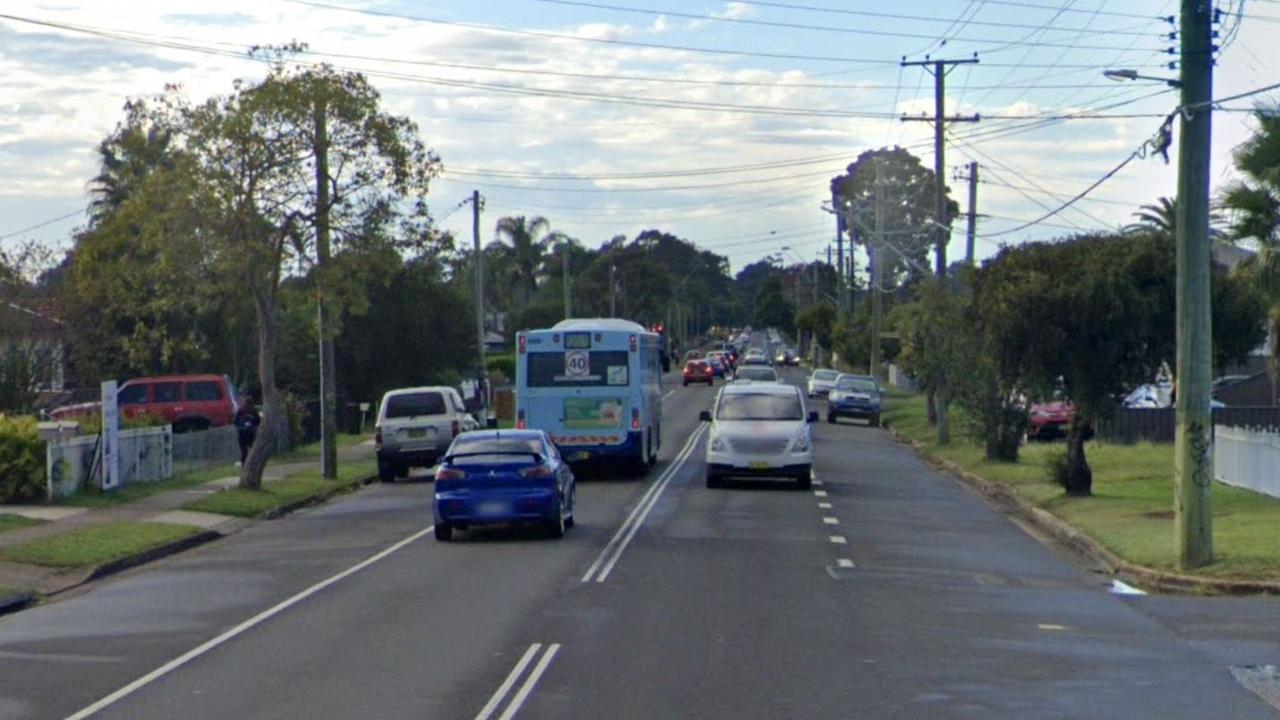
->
(0, 416), (46, 504)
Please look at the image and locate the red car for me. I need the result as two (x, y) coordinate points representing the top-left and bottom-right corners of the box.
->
(683, 360), (714, 386)
(1027, 402), (1073, 440)
(50, 374), (239, 433)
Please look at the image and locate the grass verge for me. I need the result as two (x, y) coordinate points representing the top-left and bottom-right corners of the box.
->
(275, 433), (373, 463)
(182, 460), (377, 518)
(0, 515), (43, 534)
(883, 391), (1280, 582)
(58, 465), (240, 508)
(0, 522), (201, 568)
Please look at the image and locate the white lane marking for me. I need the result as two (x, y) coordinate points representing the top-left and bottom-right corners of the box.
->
(1109, 579), (1147, 596)
(594, 425), (706, 583)
(662, 389), (676, 401)
(837, 558), (855, 569)
(64, 525), (434, 720)
(497, 643), (561, 720)
(823, 516), (839, 525)
(812, 479), (824, 487)
(474, 644), (542, 720)
(813, 490), (827, 497)
(1037, 623), (1067, 631)
(581, 424), (706, 583)
(829, 535), (847, 545)
(818, 502), (833, 509)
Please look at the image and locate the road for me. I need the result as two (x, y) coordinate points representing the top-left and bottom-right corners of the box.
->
(2, 360), (1280, 718)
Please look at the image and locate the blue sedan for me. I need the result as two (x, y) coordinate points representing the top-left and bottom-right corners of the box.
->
(433, 430), (576, 542)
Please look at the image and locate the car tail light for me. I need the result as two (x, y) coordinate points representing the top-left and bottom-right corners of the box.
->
(436, 467), (466, 481)
(518, 335), (527, 354)
(629, 334), (637, 352)
(631, 408), (640, 430)
(519, 465), (553, 478)
(451, 420), (460, 438)
(375, 430), (382, 447)
(517, 410), (526, 430)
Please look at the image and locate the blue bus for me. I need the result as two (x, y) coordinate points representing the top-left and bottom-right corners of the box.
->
(515, 319), (663, 472)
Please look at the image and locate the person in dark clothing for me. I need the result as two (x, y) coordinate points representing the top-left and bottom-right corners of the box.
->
(234, 395), (262, 465)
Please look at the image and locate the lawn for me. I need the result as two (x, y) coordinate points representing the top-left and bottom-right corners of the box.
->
(275, 433), (373, 463)
(59, 465), (239, 509)
(883, 391), (1280, 582)
(0, 522), (201, 568)
(183, 460), (377, 518)
(0, 515), (42, 534)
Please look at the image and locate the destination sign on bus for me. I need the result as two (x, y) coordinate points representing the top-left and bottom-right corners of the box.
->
(563, 332), (592, 350)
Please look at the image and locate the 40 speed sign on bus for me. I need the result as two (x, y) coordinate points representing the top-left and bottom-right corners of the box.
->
(565, 350), (590, 379)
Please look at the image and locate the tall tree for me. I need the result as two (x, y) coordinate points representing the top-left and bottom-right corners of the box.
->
(88, 100), (176, 225)
(494, 215), (553, 306)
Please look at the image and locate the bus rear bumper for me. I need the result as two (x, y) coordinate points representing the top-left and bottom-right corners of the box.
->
(554, 431), (643, 465)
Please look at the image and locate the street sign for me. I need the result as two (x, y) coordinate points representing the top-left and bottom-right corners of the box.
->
(565, 350), (590, 379)
(101, 380), (120, 491)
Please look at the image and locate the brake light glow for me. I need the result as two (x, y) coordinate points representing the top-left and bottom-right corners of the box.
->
(518, 465), (554, 478)
(435, 467), (466, 481)
(629, 334), (637, 352)
(518, 335), (527, 354)
(517, 410), (526, 430)
(631, 408), (640, 430)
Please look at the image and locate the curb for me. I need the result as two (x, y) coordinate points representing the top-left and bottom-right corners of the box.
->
(0, 590), (34, 617)
(260, 474), (377, 520)
(883, 422), (1280, 596)
(86, 530), (223, 583)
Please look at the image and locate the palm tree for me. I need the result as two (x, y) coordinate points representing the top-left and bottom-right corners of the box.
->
(88, 120), (175, 225)
(494, 215), (553, 305)
(1123, 196), (1226, 241)
(1222, 105), (1280, 402)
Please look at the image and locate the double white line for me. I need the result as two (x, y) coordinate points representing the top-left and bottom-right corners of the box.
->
(580, 424), (707, 583)
(474, 643), (561, 720)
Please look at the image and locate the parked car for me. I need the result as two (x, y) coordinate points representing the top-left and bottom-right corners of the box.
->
(50, 374), (238, 433)
(827, 374), (883, 426)
(433, 429), (575, 541)
(375, 386), (478, 482)
(733, 366), (779, 383)
(1027, 402), (1073, 440)
(701, 383), (817, 490)
(683, 359), (714, 386)
(807, 369), (840, 398)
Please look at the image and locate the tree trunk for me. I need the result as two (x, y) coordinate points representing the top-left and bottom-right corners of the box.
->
(1063, 413), (1093, 497)
(240, 284), (280, 491)
(936, 395), (950, 445)
(926, 389), (937, 425)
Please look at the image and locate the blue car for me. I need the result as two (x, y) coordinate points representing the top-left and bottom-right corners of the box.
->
(433, 430), (576, 542)
(826, 374), (883, 427)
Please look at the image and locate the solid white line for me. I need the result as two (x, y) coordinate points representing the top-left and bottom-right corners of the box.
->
(823, 516), (839, 525)
(474, 644), (542, 720)
(497, 643), (561, 720)
(829, 535), (847, 544)
(580, 424), (705, 583)
(595, 425), (705, 583)
(64, 525), (434, 720)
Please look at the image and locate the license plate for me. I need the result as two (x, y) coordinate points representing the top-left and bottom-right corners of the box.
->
(407, 428), (433, 439)
(749, 461), (771, 470)
(477, 501), (509, 516)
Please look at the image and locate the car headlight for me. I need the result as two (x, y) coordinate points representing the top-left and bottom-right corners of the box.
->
(709, 435), (728, 452)
(829, 391), (845, 402)
(792, 434), (811, 453)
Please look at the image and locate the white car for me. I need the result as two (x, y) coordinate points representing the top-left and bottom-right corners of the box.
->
(807, 369), (840, 398)
(375, 386), (479, 482)
(701, 383), (817, 489)
(734, 366), (779, 384)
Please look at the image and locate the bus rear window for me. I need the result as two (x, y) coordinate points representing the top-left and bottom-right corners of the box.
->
(526, 351), (630, 387)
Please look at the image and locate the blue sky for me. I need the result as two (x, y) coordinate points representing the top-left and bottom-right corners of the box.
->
(0, 0), (1277, 276)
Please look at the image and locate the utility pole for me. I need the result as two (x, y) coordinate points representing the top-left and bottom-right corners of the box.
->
(1174, 0), (1215, 569)
(472, 190), (486, 420)
(965, 161), (979, 267)
(901, 56), (980, 276)
(833, 190), (847, 316)
(314, 97), (337, 480)
(609, 263), (617, 318)
(562, 246), (572, 319)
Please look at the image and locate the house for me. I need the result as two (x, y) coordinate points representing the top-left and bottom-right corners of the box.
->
(0, 299), (66, 396)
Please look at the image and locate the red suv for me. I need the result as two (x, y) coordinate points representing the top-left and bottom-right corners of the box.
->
(51, 374), (238, 433)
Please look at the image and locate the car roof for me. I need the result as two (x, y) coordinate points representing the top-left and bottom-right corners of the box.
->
(719, 382), (797, 396)
(122, 374), (227, 384)
(382, 386), (455, 397)
(837, 374), (878, 382)
(453, 429), (546, 442)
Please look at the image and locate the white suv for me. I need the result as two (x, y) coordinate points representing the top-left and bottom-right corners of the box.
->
(701, 383), (817, 490)
(375, 386), (478, 482)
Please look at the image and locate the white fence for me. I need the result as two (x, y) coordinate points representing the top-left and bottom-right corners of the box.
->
(1214, 425), (1280, 500)
(47, 426), (173, 500)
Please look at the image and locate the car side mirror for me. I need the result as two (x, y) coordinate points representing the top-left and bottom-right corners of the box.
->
(807, 410), (819, 423)
(699, 410), (712, 422)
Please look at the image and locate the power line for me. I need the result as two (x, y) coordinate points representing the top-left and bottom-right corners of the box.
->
(0, 209), (85, 241)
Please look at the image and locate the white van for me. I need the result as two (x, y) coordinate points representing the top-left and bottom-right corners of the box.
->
(375, 386), (478, 482)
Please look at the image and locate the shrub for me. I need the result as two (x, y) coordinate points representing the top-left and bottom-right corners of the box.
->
(487, 354), (516, 384)
(1044, 449), (1071, 491)
(0, 416), (46, 503)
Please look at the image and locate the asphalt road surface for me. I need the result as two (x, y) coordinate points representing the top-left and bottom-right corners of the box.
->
(2, 362), (1280, 719)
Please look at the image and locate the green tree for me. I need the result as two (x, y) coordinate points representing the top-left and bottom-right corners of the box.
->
(88, 99), (176, 225)
(494, 215), (553, 306)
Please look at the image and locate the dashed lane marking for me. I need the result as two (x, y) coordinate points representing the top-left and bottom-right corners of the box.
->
(818, 502), (833, 509)
(829, 535), (847, 544)
(813, 490), (827, 497)
(837, 559), (855, 569)
(823, 517), (839, 525)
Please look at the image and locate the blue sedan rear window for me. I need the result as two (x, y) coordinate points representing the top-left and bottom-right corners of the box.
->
(449, 438), (543, 464)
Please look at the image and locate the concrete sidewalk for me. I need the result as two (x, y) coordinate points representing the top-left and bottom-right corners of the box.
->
(0, 441), (375, 595)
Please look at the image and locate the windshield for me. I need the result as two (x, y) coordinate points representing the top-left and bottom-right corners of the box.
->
(836, 378), (878, 393)
(384, 392), (446, 418)
(737, 368), (776, 381)
(716, 393), (803, 421)
(525, 350), (631, 388)
(813, 370), (839, 381)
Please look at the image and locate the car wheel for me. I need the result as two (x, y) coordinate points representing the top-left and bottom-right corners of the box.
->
(827, 412), (837, 424)
(795, 469), (812, 491)
(378, 460), (396, 483)
(870, 414), (881, 428)
(396, 464), (410, 479)
(705, 472), (721, 489)
(434, 523), (453, 541)
(547, 501), (566, 539)
(683, 380), (689, 386)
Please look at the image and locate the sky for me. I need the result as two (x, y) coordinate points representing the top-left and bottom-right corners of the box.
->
(0, 0), (1277, 278)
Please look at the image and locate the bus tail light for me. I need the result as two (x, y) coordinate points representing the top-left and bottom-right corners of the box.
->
(518, 335), (527, 354)
(517, 410), (526, 430)
(631, 408), (640, 430)
(629, 334), (637, 352)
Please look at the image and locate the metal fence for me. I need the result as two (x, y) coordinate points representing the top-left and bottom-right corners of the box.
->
(172, 425), (239, 476)
(1215, 425), (1280, 500)
(1101, 406), (1280, 445)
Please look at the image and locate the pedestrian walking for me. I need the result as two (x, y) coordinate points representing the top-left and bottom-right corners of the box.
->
(234, 395), (261, 465)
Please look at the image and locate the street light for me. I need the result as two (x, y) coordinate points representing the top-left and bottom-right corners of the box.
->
(1103, 68), (1181, 88)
